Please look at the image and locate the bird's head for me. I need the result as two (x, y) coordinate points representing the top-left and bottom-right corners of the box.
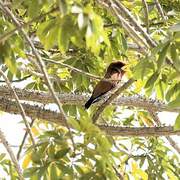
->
(105, 61), (126, 77)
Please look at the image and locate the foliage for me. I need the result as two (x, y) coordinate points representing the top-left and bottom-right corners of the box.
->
(0, 0), (179, 179)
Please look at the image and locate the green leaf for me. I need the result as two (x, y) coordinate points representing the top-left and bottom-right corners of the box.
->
(170, 43), (180, 70)
(168, 95), (180, 108)
(68, 118), (81, 130)
(156, 80), (165, 99)
(0, 153), (6, 161)
(58, 0), (67, 15)
(50, 164), (58, 180)
(31, 151), (41, 164)
(27, 0), (41, 18)
(55, 148), (70, 159)
(23, 167), (38, 177)
(56, 163), (73, 175)
(37, 166), (48, 178)
(44, 26), (59, 50)
(170, 23), (180, 32)
(26, 82), (35, 89)
(5, 57), (17, 75)
(58, 15), (74, 52)
(174, 114), (180, 130)
(121, 33), (127, 51)
(133, 58), (154, 80)
(166, 83), (180, 101)
(145, 71), (159, 89)
(157, 41), (170, 70)
(37, 19), (56, 46)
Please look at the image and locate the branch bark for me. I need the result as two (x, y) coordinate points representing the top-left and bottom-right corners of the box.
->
(142, 0), (149, 33)
(154, 0), (167, 21)
(0, 86), (179, 113)
(0, 97), (179, 136)
(0, 129), (24, 180)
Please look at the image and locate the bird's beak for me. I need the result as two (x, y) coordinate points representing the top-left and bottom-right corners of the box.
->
(121, 65), (127, 71)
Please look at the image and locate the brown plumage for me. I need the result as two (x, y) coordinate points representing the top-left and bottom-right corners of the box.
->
(85, 61), (125, 109)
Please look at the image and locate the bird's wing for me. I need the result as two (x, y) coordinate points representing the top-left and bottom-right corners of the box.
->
(92, 80), (114, 100)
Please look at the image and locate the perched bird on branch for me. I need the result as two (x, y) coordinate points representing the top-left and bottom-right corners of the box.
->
(85, 61), (126, 109)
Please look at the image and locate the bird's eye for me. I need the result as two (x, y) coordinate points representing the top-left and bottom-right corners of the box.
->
(113, 68), (121, 73)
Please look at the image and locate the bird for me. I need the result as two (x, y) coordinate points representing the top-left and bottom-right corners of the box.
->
(85, 61), (126, 109)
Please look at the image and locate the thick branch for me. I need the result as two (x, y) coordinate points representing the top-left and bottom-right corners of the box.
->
(0, 86), (179, 113)
(0, 97), (179, 137)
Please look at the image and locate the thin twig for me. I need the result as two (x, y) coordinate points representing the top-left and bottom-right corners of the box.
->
(142, 0), (150, 33)
(27, 53), (125, 82)
(0, 1), (75, 150)
(113, 165), (124, 180)
(0, 69), (35, 147)
(99, 0), (148, 50)
(0, 75), (31, 83)
(92, 78), (135, 123)
(154, 0), (167, 21)
(19, 66), (67, 83)
(112, 0), (156, 47)
(149, 110), (180, 154)
(27, 54), (101, 80)
(98, 0), (180, 73)
(17, 119), (35, 160)
(165, 136), (180, 154)
(0, 129), (24, 180)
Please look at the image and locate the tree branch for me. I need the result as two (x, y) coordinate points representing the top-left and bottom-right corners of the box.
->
(142, 0), (149, 33)
(98, 0), (148, 50)
(0, 97), (179, 137)
(149, 110), (180, 154)
(27, 54), (126, 82)
(0, 129), (24, 180)
(154, 0), (167, 21)
(112, 0), (156, 47)
(19, 66), (67, 83)
(0, 69), (35, 147)
(0, 86), (179, 113)
(17, 119), (35, 160)
(98, 0), (179, 72)
(0, 1), (75, 150)
(27, 54), (102, 80)
(0, 74), (32, 83)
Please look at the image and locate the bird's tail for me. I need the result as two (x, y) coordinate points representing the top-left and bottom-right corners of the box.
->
(85, 97), (94, 109)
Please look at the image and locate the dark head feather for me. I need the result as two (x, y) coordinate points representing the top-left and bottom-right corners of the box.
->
(106, 61), (125, 74)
